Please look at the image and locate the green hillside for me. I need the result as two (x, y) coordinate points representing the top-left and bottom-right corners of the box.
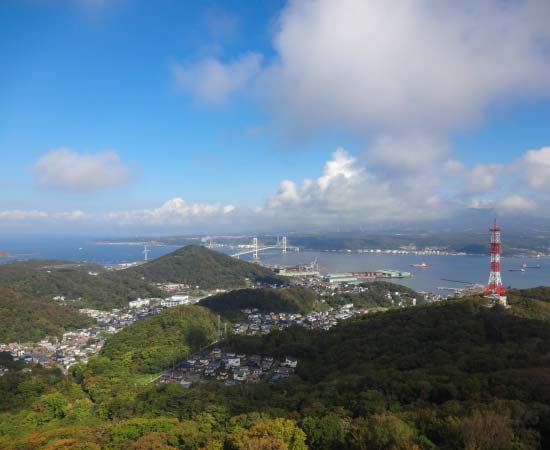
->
(199, 286), (322, 320)
(128, 245), (285, 289)
(507, 286), (550, 321)
(0, 260), (162, 309)
(100, 305), (218, 373)
(0, 288), (93, 342)
(3, 291), (550, 448)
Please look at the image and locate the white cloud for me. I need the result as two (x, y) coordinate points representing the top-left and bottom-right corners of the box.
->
(0, 209), (90, 225)
(255, 0), (550, 192)
(460, 163), (504, 195)
(33, 148), (132, 193)
(0, 210), (49, 221)
(173, 53), (262, 104)
(105, 197), (235, 226)
(8, 141), (550, 232)
(263, 148), (453, 226)
(517, 146), (550, 191)
(497, 195), (537, 213)
(262, 0), (550, 136)
(367, 134), (450, 172)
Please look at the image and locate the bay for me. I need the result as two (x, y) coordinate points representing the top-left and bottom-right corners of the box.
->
(0, 236), (548, 294)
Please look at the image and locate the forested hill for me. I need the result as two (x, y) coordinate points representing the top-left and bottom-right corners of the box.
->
(199, 286), (321, 319)
(3, 292), (550, 448)
(99, 305), (218, 373)
(0, 260), (161, 309)
(127, 245), (286, 288)
(0, 288), (93, 342)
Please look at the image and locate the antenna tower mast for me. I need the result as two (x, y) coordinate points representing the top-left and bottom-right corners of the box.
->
(483, 218), (507, 305)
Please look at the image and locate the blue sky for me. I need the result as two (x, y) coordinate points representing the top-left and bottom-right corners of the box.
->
(2, 0), (550, 234)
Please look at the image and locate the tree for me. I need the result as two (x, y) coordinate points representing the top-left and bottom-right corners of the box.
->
(462, 413), (514, 450)
(231, 418), (307, 450)
(300, 414), (348, 450)
(350, 413), (418, 450)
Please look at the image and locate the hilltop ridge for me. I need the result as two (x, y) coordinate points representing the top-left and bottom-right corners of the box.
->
(127, 244), (285, 289)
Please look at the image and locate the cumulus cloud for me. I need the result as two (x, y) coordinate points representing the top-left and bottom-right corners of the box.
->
(173, 53), (262, 104)
(105, 197), (235, 226)
(263, 0), (550, 136)
(7, 142), (550, 232)
(516, 146), (550, 191)
(459, 163), (504, 195)
(263, 148), (453, 226)
(32, 148), (132, 193)
(170, 0), (550, 221)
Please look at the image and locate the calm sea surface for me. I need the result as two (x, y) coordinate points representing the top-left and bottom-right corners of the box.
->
(0, 236), (548, 294)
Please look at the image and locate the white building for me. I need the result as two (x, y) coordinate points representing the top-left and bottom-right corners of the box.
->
(284, 357), (298, 368)
(161, 295), (189, 308)
(128, 298), (151, 309)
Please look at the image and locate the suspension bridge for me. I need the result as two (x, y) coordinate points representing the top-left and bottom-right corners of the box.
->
(231, 236), (299, 260)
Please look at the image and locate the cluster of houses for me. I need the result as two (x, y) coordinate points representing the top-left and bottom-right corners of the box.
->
(233, 304), (372, 336)
(159, 348), (298, 387)
(0, 329), (106, 373)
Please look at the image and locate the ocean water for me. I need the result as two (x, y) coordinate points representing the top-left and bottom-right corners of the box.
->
(0, 236), (548, 294)
(235, 249), (550, 294)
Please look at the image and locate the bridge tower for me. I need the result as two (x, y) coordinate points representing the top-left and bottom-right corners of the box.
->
(282, 236), (287, 254)
(143, 244), (149, 262)
(483, 218), (507, 306)
(252, 237), (259, 261)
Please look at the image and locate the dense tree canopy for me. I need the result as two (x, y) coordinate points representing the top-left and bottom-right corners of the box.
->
(0, 260), (161, 309)
(0, 288), (93, 342)
(1, 288), (550, 449)
(199, 287), (322, 320)
(101, 305), (219, 373)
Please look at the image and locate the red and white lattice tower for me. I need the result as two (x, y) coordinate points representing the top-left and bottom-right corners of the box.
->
(483, 218), (507, 303)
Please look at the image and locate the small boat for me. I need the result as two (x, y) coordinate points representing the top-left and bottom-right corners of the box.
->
(509, 268), (525, 272)
(410, 262), (428, 268)
(522, 263), (541, 269)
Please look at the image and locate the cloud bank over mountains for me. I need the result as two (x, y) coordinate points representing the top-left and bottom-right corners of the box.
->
(4, 145), (550, 232)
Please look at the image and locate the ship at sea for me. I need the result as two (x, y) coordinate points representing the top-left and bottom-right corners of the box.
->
(410, 262), (428, 268)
